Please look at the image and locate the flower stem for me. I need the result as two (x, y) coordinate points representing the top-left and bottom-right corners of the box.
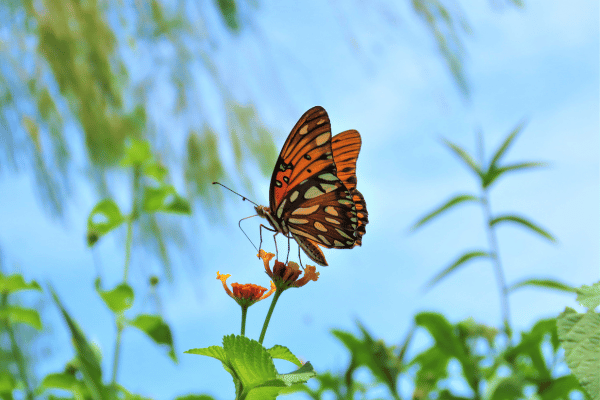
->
(259, 290), (282, 344)
(240, 306), (248, 336)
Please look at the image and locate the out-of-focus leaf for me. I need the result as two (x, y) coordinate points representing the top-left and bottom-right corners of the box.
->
(0, 371), (15, 393)
(557, 308), (600, 399)
(143, 162), (168, 183)
(49, 286), (107, 400)
(128, 314), (177, 362)
(87, 199), (124, 245)
(143, 186), (191, 215)
(442, 139), (482, 178)
(185, 128), (225, 209)
(483, 162), (548, 188)
(0, 274), (41, 295)
(576, 282), (600, 309)
(121, 139), (152, 168)
(488, 121), (526, 169)
(0, 306), (42, 330)
(508, 278), (576, 294)
(95, 280), (134, 314)
(424, 250), (492, 290)
(505, 319), (556, 379)
(490, 376), (524, 400)
(411, 194), (480, 230)
(215, 0), (239, 32)
(538, 375), (587, 400)
(173, 395), (215, 400)
(40, 372), (78, 391)
(489, 214), (556, 242)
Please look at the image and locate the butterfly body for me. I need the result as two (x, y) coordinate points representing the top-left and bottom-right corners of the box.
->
(257, 106), (368, 266)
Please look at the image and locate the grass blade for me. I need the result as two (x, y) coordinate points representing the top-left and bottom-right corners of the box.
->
(411, 194), (480, 231)
(442, 139), (483, 178)
(507, 278), (576, 294)
(483, 161), (548, 188)
(489, 214), (556, 242)
(489, 120), (527, 169)
(424, 250), (491, 291)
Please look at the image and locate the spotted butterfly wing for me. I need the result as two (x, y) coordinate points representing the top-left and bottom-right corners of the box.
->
(259, 106), (368, 266)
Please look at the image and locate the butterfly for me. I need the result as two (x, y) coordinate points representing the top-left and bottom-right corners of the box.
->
(255, 106), (368, 266)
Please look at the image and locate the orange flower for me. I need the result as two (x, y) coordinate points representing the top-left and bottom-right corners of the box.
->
(258, 250), (320, 289)
(217, 271), (275, 307)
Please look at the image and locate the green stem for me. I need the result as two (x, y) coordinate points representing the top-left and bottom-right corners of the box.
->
(111, 322), (123, 385)
(259, 290), (282, 344)
(240, 306), (248, 336)
(123, 166), (140, 282)
(481, 191), (511, 337)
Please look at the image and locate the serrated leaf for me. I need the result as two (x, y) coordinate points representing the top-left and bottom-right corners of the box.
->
(95, 280), (134, 314)
(424, 250), (492, 290)
(87, 199), (124, 245)
(507, 278), (576, 294)
(128, 314), (177, 362)
(0, 306), (42, 330)
(576, 282), (600, 309)
(275, 361), (315, 386)
(490, 214), (556, 242)
(557, 308), (600, 399)
(41, 373), (78, 390)
(483, 162), (547, 188)
(268, 345), (302, 367)
(0, 274), (41, 295)
(49, 286), (107, 400)
(442, 139), (483, 178)
(185, 346), (227, 363)
(222, 334), (277, 395)
(488, 121), (526, 169)
(411, 194), (480, 230)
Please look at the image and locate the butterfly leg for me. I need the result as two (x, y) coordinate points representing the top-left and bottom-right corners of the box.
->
(259, 224), (279, 259)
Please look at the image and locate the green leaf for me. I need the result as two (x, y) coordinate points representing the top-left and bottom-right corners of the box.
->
(215, 0), (239, 32)
(0, 306), (42, 330)
(576, 282), (600, 309)
(223, 334), (277, 394)
(0, 371), (15, 393)
(143, 161), (168, 182)
(557, 308), (600, 399)
(87, 199), (124, 245)
(538, 375), (587, 400)
(268, 345), (302, 367)
(411, 194), (480, 230)
(490, 376), (524, 400)
(0, 274), (41, 295)
(483, 162), (547, 188)
(173, 395), (215, 400)
(488, 120), (526, 169)
(490, 214), (556, 242)
(49, 286), (108, 400)
(40, 373), (79, 390)
(442, 139), (483, 178)
(121, 138), (152, 167)
(507, 278), (576, 294)
(185, 346), (226, 363)
(95, 280), (134, 314)
(142, 186), (191, 215)
(128, 314), (177, 362)
(424, 250), (492, 290)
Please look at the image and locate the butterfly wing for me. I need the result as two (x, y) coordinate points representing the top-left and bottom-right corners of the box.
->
(331, 130), (369, 246)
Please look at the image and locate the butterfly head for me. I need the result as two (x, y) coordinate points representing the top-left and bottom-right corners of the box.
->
(255, 205), (270, 219)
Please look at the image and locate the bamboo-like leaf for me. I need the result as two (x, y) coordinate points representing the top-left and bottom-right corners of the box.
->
(507, 278), (576, 294)
(483, 162), (547, 188)
(411, 194), (480, 230)
(424, 250), (492, 291)
(442, 139), (483, 178)
(489, 214), (556, 242)
(488, 120), (526, 169)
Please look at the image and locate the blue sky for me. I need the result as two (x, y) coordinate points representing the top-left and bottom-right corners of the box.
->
(0, 1), (598, 399)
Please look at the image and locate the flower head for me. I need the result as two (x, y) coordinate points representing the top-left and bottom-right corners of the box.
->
(258, 250), (320, 290)
(217, 271), (275, 308)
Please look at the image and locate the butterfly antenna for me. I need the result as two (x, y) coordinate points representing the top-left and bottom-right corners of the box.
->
(212, 182), (259, 207)
(239, 215), (258, 252)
